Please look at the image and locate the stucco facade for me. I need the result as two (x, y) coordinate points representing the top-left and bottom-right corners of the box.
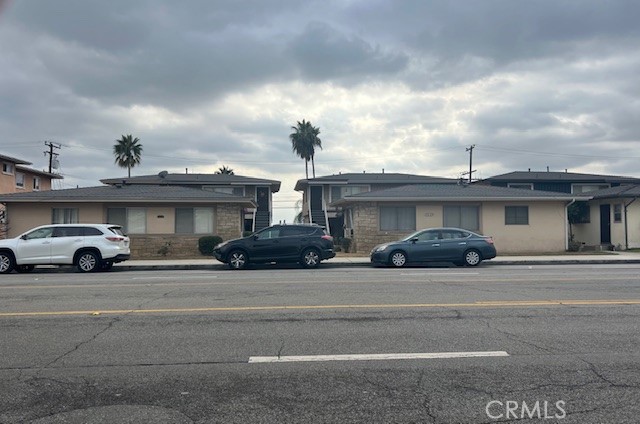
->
(347, 201), (569, 254)
(573, 199), (640, 249)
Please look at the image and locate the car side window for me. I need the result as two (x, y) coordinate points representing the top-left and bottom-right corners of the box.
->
(53, 227), (83, 237)
(441, 230), (462, 240)
(24, 227), (54, 240)
(256, 228), (280, 240)
(416, 231), (439, 241)
(281, 227), (312, 237)
(83, 227), (103, 236)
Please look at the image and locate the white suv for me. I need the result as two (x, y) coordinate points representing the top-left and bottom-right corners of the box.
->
(0, 224), (130, 273)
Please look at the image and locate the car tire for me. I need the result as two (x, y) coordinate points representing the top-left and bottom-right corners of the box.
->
(16, 265), (35, 273)
(301, 248), (321, 269)
(389, 250), (407, 267)
(228, 250), (248, 270)
(0, 251), (16, 274)
(463, 249), (482, 266)
(76, 251), (100, 273)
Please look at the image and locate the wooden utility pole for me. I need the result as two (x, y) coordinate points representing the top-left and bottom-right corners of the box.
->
(461, 144), (476, 183)
(44, 141), (61, 173)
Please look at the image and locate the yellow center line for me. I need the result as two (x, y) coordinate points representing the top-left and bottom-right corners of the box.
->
(1, 299), (640, 317)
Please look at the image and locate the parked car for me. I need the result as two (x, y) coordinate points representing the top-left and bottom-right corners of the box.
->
(0, 224), (130, 274)
(213, 224), (335, 269)
(370, 227), (496, 267)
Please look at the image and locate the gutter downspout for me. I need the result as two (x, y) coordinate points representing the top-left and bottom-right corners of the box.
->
(565, 199), (576, 251)
(624, 197), (638, 250)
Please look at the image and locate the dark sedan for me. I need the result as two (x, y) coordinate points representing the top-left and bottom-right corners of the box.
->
(370, 227), (497, 267)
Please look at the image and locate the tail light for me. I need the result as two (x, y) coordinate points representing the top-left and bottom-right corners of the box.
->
(484, 236), (494, 244)
(321, 235), (334, 242)
(106, 236), (125, 242)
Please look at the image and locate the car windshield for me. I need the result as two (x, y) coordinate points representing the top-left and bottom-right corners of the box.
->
(401, 230), (424, 242)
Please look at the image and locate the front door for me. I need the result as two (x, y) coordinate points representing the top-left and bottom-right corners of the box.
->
(600, 204), (611, 244)
(310, 186), (323, 211)
(256, 187), (270, 212)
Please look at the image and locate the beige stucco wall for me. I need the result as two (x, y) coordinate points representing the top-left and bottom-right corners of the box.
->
(348, 200), (569, 254)
(482, 202), (567, 253)
(5, 203), (104, 237)
(573, 199), (640, 249)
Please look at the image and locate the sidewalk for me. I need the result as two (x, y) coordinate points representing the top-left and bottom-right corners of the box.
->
(115, 251), (640, 271)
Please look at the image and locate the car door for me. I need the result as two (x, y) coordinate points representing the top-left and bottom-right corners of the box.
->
(15, 226), (55, 265)
(278, 226), (308, 259)
(438, 229), (469, 260)
(407, 230), (444, 262)
(249, 227), (283, 261)
(50, 226), (85, 264)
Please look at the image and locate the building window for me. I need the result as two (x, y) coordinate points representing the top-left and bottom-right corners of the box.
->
(15, 172), (25, 188)
(52, 208), (79, 224)
(331, 185), (369, 202)
(614, 204), (622, 223)
(203, 186), (244, 196)
(571, 184), (610, 194)
(107, 207), (147, 234)
(380, 206), (416, 231)
(507, 183), (533, 190)
(505, 206), (529, 225)
(33, 177), (41, 191)
(2, 162), (14, 175)
(176, 207), (214, 234)
(443, 205), (480, 231)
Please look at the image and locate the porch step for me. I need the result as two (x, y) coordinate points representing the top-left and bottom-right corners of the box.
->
(310, 210), (327, 227)
(254, 211), (271, 231)
(581, 244), (615, 252)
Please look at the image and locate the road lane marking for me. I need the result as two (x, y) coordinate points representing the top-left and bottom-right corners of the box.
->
(1, 299), (640, 317)
(249, 351), (510, 363)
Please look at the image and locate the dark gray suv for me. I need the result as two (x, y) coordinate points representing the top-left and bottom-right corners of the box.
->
(213, 224), (335, 269)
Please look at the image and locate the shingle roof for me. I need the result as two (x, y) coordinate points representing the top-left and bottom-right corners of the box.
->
(294, 173), (457, 191)
(0, 184), (255, 205)
(484, 171), (640, 183)
(331, 183), (592, 205)
(101, 173), (281, 191)
(588, 184), (640, 199)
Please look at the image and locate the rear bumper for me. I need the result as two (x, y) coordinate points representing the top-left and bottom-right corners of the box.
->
(107, 254), (130, 263)
(322, 249), (336, 260)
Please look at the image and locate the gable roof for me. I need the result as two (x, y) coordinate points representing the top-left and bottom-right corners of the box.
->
(588, 184), (640, 199)
(294, 173), (458, 191)
(0, 153), (31, 165)
(483, 171), (640, 184)
(101, 173), (281, 192)
(0, 184), (255, 206)
(331, 183), (592, 206)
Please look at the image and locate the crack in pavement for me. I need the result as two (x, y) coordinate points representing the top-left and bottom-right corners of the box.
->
(483, 319), (556, 354)
(580, 357), (640, 389)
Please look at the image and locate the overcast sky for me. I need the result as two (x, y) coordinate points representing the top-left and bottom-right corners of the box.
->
(1, 0), (639, 223)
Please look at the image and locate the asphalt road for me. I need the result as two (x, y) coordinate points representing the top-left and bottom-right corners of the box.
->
(1, 264), (639, 423)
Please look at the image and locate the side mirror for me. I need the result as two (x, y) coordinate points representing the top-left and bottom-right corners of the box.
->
(20, 235), (27, 240)
(410, 237), (418, 243)
(253, 235), (259, 240)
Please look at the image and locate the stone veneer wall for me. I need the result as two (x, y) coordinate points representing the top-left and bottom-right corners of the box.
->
(129, 204), (244, 259)
(351, 202), (409, 253)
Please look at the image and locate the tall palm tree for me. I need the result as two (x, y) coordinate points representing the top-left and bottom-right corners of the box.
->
(289, 120), (322, 178)
(215, 165), (235, 175)
(113, 134), (143, 178)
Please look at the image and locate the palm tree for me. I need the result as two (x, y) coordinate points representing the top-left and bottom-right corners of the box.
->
(215, 165), (235, 175)
(289, 120), (322, 178)
(113, 134), (143, 178)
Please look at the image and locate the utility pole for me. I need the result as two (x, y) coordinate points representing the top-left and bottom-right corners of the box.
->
(462, 144), (476, 183)
(44, 141), (61, 173)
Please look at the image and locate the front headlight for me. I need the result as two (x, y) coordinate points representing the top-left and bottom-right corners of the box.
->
(215, 241), (228, 249)
(374, 244), (389, 252)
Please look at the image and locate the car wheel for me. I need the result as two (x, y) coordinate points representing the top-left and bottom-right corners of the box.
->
(100, 261), (114, 271)
(301, 248), (321, 269)
(389, 251), (407, 267)
(76, 251), (100, 273)
(228, 250), (248, 270)
(463, 249), (482, 266)
(16, 265), (35, 273)
(0, 252), (16, 274)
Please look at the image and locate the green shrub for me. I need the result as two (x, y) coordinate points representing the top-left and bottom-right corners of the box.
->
(198, 235), (223, 256)
(341, 237), (352, 253)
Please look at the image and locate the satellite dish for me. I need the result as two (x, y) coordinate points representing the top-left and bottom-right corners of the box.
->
(158, 170), (169, 178)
